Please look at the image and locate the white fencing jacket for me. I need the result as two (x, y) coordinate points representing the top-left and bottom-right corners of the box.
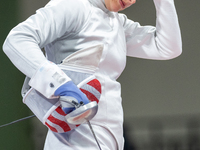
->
(3, 0), (182, 149)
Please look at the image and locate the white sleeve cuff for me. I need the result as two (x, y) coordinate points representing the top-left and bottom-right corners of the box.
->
(29, 61), (71, 98)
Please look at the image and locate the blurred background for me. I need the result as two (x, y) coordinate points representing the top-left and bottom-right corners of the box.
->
(0, 0), (200, 149)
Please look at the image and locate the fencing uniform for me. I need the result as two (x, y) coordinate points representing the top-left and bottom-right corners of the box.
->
(3, 0), (182, 149)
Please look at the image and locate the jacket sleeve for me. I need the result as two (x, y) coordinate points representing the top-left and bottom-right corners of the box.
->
(122, 0), (182, 60)
(2, 0), (90, 78)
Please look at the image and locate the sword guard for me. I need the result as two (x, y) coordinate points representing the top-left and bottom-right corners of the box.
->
(65, 101), (98, 124)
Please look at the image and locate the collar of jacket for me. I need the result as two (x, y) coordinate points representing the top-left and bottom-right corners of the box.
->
(88, 0), (109, 13)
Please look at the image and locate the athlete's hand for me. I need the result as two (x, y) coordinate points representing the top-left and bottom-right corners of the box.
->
(54, 81), (90, 114)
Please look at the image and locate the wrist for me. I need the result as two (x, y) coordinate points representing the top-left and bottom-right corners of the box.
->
(29, 61), (71, 98)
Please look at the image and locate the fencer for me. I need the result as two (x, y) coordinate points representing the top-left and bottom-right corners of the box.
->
(2, 0), (182, 149)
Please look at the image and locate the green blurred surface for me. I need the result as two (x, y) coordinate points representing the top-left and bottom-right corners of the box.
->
(0, 0), (33, 149)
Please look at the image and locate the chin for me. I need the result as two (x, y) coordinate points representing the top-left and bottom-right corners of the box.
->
(109, 6), (121, 12)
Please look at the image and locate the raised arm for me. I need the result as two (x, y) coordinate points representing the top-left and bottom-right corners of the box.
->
(123, 0), (182, 60)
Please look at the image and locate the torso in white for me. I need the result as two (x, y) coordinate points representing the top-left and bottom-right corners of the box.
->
(3, 0), (182, 149)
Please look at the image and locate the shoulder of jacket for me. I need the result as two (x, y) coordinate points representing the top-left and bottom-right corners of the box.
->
(43, 0), (92, 25)
(45, 0), (91, 11)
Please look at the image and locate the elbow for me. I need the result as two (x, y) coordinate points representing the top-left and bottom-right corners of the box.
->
(167, 47), (182, 60)
(3, 28), (23, 58)
(174, 47), (182, 58)
(160, 40), (182, 60)
(168, 42), (182, 60)
(2, 36), (12, 56)
(2, 33), (17, 60)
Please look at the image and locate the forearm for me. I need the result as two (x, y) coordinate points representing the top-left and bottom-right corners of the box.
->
(153, 0), (182, 58)
(3, 26), (47, 78)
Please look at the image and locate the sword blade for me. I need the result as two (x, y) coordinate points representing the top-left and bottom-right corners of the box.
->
(86, 120), (102, 150)
(0, 115), (35, 128)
